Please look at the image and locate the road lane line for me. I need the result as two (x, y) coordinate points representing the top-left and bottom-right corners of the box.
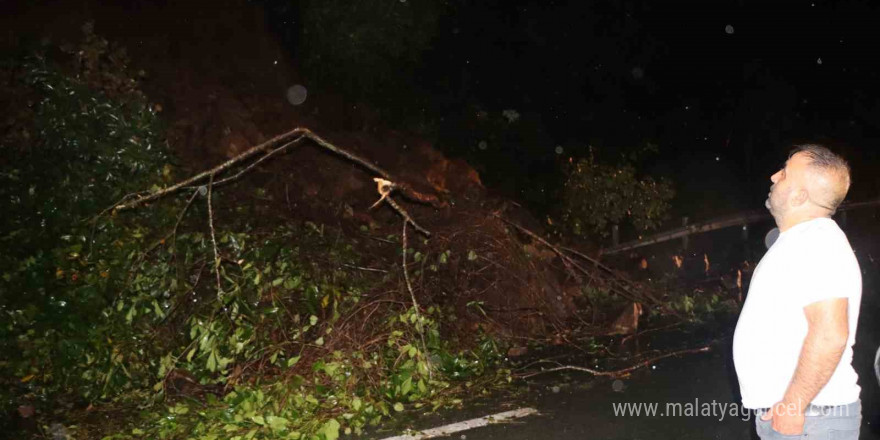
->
(378, 407), (540, 440)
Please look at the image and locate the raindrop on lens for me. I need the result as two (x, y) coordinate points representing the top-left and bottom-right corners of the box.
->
(478, 140), (488, 150)
(555, 145), (564, 155)
(286, 84), (308, 106)
(631, 67), (644, 79)
(725, 25), (735, 34)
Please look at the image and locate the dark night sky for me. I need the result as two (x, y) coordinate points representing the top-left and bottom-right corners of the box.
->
(376, 0), (880, 216)
(427, 0), (879, 136)
(9, 0), (875, 219)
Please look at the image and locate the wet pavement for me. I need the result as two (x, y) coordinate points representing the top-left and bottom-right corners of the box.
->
(371, 336), (879, 440)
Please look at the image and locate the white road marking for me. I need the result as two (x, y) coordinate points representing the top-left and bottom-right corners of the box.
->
(378, 407), (540, 440)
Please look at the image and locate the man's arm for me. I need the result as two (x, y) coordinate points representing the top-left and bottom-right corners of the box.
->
(784, 297), (850, 409)
(767, 297), (849, 434)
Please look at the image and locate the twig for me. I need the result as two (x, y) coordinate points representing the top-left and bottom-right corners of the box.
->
(496, 215), (649, 305)
(115, 128), (307, 211)
(560, 245), (632, 283)
(190, 138), (304, 189)
(169, 188), (201, 246)
(110, 127), (443, 212)
(620, 322), (682, 344)
(340, 263), (388, 273)
(372, 178), (431, 237)
(514, 345), (712, 379)
(206, 173), (221, 294)
(560, 244), (662, 304)
(402, 221), (433, 378)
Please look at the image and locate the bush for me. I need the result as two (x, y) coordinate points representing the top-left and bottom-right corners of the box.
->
(560, 151), (674, 239)
(0, 24), (172, 413)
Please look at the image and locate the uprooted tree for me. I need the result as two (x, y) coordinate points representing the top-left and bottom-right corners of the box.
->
(1, 25), (726, 440)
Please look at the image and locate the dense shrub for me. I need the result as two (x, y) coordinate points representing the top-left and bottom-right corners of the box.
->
(560, 151), (674, 238)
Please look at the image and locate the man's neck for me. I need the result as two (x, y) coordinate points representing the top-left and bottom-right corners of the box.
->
(776, 212), (830, 232)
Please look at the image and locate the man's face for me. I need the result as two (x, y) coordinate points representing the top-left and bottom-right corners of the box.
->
(766, 152), (810, 216)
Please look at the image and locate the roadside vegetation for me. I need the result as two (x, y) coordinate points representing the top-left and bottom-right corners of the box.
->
(1, 25), (740, 440)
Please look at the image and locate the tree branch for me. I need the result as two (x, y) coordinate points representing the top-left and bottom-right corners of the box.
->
(514, 345), (711, 379)
(111, 127), (444, 213)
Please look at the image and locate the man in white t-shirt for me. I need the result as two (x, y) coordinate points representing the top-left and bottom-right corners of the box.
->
(733, 145), (862, 439)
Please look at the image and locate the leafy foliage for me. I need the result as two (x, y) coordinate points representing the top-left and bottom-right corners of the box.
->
(560, 149), (674, 238)
(0, 23), (172, 410)
(0, 26), (507, 440)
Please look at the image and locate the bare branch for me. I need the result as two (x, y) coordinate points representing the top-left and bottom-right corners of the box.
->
(114, 127), (310, 211)
(402, 220), (433, 378)
(206, 173), (221, 294)
(111, 127), (443, 212)
(496, 215), (653, 306)
(514, 345), (711, 379)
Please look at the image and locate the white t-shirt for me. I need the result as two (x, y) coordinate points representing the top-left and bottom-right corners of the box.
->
(733, 217), (862, 408)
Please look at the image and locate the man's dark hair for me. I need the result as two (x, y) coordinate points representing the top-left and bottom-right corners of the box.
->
(790, 144), (851, 213)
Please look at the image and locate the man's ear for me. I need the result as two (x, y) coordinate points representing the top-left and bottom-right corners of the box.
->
(791, 188), (809, 207)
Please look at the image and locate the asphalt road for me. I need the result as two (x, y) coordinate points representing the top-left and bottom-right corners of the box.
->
(371, 344), (879, 440)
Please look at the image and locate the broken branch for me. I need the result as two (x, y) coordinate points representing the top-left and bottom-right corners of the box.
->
(111, 127), (444, 212)
(514, 345), (712, 379)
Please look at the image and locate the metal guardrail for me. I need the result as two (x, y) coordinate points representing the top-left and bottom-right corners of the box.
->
(601, 198), (880, 255)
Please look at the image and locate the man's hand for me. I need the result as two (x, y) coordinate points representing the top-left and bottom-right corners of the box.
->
(762, 402), (805, 435)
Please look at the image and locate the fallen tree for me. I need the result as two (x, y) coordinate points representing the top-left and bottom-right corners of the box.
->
(1, 24), (734, 439)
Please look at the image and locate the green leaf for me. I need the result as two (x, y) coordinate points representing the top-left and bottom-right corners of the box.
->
(401, 376), (412, 396)
(152, 300), (165, 318)
(287, 356), (301, 368)
(318, 419), (340, 440)
(251, 415), (266, 426)
(266, 415), (289, 431)
(393, 402), (404, 412)
(207, 351), (217, 372)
